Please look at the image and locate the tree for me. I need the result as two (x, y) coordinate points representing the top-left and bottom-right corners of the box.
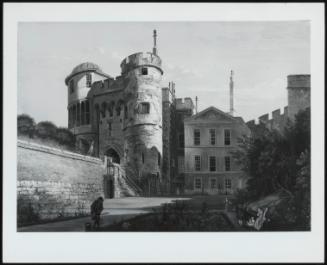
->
(35, 121), (57, 139)
(56, 127), (75, 148)
(293, 149), (310, 229)
(17, 114), (35, 137)
(232, 108), (310, 229)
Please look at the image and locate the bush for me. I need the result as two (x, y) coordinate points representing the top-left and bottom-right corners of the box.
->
(17, 114), (35, 137)
(56, 127), (75, 147)
(35, 121), (57, 139)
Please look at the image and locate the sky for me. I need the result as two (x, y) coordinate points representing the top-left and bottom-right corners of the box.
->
(18, 21), (310, 127)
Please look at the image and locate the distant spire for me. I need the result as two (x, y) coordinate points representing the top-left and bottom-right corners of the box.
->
(195, 96), (198, 114)
(153, 29), (157, 55)
(229, 70), (234, 116)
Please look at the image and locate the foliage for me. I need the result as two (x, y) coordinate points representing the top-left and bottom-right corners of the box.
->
(17, 114), (80, 152)
(35, 121), (57, 139)
(102, 201), (234, 231)
(56, 127), (75, 147)
(293, 149), (310, 229)
(17, 114), (35, 137)
(232, 108), (310, 229)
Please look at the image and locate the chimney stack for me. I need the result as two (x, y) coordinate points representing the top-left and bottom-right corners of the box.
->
(229, 70), (234, 116)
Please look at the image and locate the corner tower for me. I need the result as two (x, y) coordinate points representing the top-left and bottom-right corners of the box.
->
(65, 62), (111, 154)
(121, 30), (163, 194)
(287, 74), (310, 120)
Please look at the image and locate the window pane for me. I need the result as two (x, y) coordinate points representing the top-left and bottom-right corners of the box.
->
(225, 179), (232, 189)
(194, 129), (200, 145)
(76, 103), (80, 126)
(195, 155), (201, 171)
(210, 129), (216, 145)
(81, 102), (85, 125)
(224, 129), (231, 145)
(210, 178), (217, 189)
(139, 103), (150, 114)
(195, 178), (202, 189)
(209, 156), (216, 171)
(116, 106), (121, 116)
(141, 67), (148, 75)
(225, 156), (231, 171)
(108, 122), (112, 136)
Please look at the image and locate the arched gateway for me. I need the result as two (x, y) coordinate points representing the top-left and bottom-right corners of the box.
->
(106, 148), (120, 164)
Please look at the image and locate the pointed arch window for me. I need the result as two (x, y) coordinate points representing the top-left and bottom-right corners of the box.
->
(76, 102), (81, 126)
(81, 101), (85, 125)
(85, 100), (90, 124)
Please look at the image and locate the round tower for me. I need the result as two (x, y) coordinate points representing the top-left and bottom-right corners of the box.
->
(121, 30), (163, 194)
(287, 74), (310, 120)
(65, 62), (111, 154)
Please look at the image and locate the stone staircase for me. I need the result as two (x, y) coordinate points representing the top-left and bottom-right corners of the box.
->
(111, 163), (143, 197)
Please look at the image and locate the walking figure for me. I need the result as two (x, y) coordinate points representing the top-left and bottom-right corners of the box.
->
(90, 197), (104, 229)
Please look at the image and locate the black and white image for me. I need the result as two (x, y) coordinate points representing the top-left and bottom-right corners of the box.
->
(16, 21), (311, 233)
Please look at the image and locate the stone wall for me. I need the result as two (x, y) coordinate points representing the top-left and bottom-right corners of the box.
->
(121, 52), (163, 193)
(17, 140), (106, 224)
(161, 87), (172, 192)
(246, 106), (290, 132)
(90, 89), (125, 158)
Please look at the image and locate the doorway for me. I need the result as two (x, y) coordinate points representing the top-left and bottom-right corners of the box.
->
(106, 148), (120, 164)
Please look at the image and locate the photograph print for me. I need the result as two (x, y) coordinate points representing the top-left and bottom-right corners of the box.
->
(17, 21), (311, 232)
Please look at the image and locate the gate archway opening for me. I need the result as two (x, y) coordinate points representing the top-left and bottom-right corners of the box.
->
(106, 148), (120, 164)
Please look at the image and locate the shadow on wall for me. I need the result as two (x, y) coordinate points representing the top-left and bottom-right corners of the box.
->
(17, 187), (89, 227)
(17, 179), (105, 227)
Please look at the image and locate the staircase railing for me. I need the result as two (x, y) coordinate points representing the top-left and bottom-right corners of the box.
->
(112, 162), (143, 196)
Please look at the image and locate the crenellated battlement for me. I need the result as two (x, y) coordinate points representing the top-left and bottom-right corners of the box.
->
(91, 75), (125, 93)
(246, 106), (289, 131)
(287, 75), (310, 89)
(120, 52), (163, 75)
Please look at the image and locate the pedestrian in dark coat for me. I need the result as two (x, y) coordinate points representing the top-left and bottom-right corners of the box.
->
(90, 197), (104, 229)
